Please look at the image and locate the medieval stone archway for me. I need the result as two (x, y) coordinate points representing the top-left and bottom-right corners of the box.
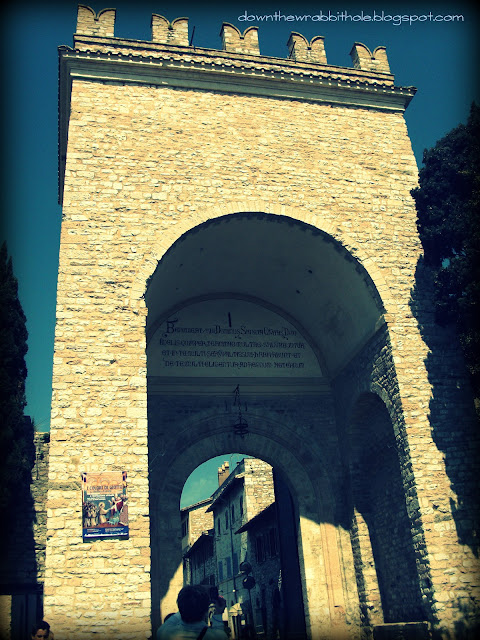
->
(46, 10), (480, 637)
(144, 212), (389, 637)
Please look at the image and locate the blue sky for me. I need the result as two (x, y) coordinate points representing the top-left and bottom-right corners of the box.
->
(181, 453), (248, 508)
(1, 0), (479, 501)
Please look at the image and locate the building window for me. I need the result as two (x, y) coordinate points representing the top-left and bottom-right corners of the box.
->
(239, 499), (243, 517)
(232, 552), (239, 575)
(225, 510), (229, 529)
(217, 517), (221, 534)
(218, 560), (224, 581)
(255, 535), (265, 563)
(182, 519), (188, 538)
(226, 556), (232, 578)
(264, 531), (271, 558)
(269, 528), (278, 557)
(231, 503), (235, 522)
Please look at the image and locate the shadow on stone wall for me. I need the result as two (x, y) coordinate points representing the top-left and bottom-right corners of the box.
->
(451, 597), (480, 639)
(348, 392), (426, 624)
(0, 424), (48, 640)
(409, 257), (480, 558)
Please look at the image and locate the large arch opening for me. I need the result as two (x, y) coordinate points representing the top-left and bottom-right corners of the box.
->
(145, 212), (419, 637)
(148, 412), (341, 637)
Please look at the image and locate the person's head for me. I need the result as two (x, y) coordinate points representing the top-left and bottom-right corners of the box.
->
(177, 585), (210, 623)
(31, 621), (50, 640)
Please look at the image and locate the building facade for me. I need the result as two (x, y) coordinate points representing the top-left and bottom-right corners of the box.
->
(181, 498), (214, 589)
(208, 459), (277, 636)
(45, 4), (480, 639)
(183, 532), (216, 592)
(236, 503), (283, 640)
(184, 458), (298, 640)
(181, 498), (213, 554)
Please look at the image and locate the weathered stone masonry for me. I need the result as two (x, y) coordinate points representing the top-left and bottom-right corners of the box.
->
(0, 432), (50, 639)
(45, 4), (479, 639)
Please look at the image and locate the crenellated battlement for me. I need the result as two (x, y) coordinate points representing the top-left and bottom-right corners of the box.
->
(61, 5), (416, 204)
(74, 5), (393, 76)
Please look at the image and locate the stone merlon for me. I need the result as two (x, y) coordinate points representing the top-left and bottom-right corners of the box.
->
(151, 15), (189, 47)
(287, 33), (327, 64)
(76, 5), (116, 37)
(220, 23), (260, 55)
(350, 42), (390, 74)
(74, 6), (392, 79)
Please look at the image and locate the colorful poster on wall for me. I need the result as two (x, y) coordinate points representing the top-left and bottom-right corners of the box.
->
(82, 471), (129, 540)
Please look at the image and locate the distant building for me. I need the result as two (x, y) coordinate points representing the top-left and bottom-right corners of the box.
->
(181, 498), (213, 586)
(183, 530), (216, 588)
(181, 498), (213, 551)
(207, 458), (275, 636)
(236, 502), (283, 639)
(181, 458), (302, 639)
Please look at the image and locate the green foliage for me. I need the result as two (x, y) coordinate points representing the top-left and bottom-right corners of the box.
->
(0, 242), (34, 516)
(411, 103), (480, 414)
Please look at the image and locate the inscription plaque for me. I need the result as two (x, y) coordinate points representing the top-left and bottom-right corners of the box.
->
(148, 299), (322, 377)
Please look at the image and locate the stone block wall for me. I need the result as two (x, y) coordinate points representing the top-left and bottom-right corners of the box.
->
(189, 538), (216, 588)
(182, 501), (213, 550)
(334, 324), (480, 634)
(0, 433), (49, 586)
(212, 477), (243, 597)
(32, 433), (50, 585)
(240, 505), (282, 636)
(0, 433), (50, 639)
(243, 459), (275, 519)
(335, 327), (431, 625)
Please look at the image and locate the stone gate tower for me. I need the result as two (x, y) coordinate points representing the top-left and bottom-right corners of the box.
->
(47, 5), (479, 639)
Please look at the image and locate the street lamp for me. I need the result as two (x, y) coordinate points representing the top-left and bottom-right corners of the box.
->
(240, 561), (256, 636)
(232, 385), (249, 438)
